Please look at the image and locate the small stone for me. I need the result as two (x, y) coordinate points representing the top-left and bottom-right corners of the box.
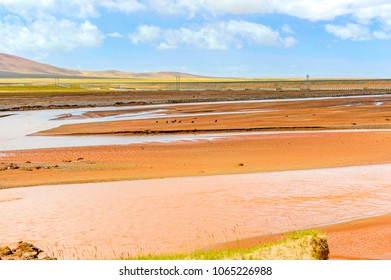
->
(41, 256), (57, 260)
(0, 246), (12, 256)
(14, 241), (42, 259)
(22, 251), (38, 259)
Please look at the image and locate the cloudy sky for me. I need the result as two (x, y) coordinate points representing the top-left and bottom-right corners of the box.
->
(1, 0), (391, 77)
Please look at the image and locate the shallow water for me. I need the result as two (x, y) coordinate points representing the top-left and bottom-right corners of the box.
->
(1, 94), (390, 151)
(0, 106), (237, 151)
(0, 164), (390, 259)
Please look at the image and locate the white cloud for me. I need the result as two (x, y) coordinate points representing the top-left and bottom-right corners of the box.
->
(146, 0), (203, 17)
(142, 1), (391, 42)
(282, 24), (294, 34)
(2, 0), (391, 54)
(99, 0), (145, 14)
(0, 0), (144, 54)
(145, 0), (354, 20)
(325, 23), (372, 41)
(0, 0), (144, 18)
(107, 32), (124, 38)
(146, 0), (391, 30)
(2, 0), (391, 25)
(325, 22), (391, 41)
(0, 16), (104, 53)
(130, 25), (162, 44)
(129, 20), (297, 50)
(373, 30), (391, 40)
(353, 2), (391, 26)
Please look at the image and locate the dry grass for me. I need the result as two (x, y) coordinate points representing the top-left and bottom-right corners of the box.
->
(125, 230), (329, 260)
(1, 77), (391, 92)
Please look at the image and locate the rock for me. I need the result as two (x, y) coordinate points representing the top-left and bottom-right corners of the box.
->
(0, 242), (55, 260)
(10, 242), (42, 259)
(0, 246), (12, 256)
(22, 251), (39, 260)
(41, 256), (57, 260)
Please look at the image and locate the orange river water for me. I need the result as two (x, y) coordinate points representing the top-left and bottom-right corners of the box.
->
(0, 164), (390, 259)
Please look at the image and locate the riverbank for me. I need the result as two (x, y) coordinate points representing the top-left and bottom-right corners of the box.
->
(1, 88), (388, 112)
(1, 131), (391, 189)
(215, 214), (391, 260)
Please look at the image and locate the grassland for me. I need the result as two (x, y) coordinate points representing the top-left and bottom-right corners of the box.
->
(1, 77), (391, 112)
(2, 77), (391, 93)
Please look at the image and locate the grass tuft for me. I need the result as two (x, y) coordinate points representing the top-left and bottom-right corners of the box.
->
(122, 230), (329, 260)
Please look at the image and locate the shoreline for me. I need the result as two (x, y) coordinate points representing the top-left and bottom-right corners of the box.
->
(1, 89), (389, 112)
(31, 125), (391, 137)
(1, 131), (391, 189)
(212, 213), (391, 260)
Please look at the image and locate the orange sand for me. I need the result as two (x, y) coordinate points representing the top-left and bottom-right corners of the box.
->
(320, 214), (391, 260)
(1, 131), (391, 189)
(34, 95), (391, 136)
(218, 214), (391, 260)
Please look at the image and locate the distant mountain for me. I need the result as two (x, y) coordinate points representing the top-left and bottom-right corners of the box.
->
(0, 53), (205, 79)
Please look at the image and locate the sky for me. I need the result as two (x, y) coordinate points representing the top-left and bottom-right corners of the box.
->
(1, 0), (391, 78)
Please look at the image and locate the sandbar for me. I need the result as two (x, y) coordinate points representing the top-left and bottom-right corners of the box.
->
(33, 95), (391, 136)
(1, 131), (391, 189)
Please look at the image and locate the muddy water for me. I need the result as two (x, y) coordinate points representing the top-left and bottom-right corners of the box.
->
(0, 104), (276, 151)
(1, 94), (389, 151)
(0, 164), (390, 259)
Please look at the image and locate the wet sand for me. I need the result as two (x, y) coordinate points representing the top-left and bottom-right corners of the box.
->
(33, 95), (391, 136)
(1, 131), (391, 189)
(214, 214), (391, 260)
(0, 164), (390, 259)
(321, 214), (391, 260)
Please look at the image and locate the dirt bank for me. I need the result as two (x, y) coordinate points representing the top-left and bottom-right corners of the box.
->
(216, 214), (391, 260)
(1, 89), (388, 112)
(1, 131), (391, 189)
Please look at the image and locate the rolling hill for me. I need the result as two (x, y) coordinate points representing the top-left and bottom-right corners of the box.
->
(0, 53), (204, 79)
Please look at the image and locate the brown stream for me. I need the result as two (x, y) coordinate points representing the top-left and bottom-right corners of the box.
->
(0, 164), (390, 259)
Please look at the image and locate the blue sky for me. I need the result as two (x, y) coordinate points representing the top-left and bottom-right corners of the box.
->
(1, 0), (391, 78)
